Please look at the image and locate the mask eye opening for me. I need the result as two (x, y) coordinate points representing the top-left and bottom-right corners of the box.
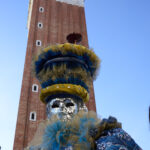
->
(66, 102), (74, 107)
(52, 102), (59, 108)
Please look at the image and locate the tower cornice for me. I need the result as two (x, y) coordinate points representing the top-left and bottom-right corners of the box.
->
(56, 0), (84, 7)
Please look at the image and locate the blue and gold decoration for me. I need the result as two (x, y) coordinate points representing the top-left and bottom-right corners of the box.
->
(40, 84), (89, 104)
(33, 43), (100, 103)
(25, 111), (141, 150)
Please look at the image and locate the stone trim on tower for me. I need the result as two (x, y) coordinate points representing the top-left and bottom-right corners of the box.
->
(27, 0), (34, 30)
(56, 0), (84, 7)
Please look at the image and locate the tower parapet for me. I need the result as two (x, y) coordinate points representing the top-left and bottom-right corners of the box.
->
(56, 0), (84, 7)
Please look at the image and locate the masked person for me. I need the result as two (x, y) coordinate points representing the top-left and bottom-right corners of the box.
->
(25, 43), (142, 150)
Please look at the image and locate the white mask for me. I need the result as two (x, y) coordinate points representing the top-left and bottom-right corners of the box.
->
(46, 97), (88, 120)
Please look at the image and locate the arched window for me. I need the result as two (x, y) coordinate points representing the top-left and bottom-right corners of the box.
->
(29, 112), (36, 121)
(39, 7), (44, 13)
(36, 40), (42, 46)
(37, 22), (43, 29)
(32, 84), (38, 92)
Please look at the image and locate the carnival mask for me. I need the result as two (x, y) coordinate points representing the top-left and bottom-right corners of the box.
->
(46, 97), (88, 120)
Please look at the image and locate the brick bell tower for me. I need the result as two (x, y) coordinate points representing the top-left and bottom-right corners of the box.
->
(13, 0), (96, 149)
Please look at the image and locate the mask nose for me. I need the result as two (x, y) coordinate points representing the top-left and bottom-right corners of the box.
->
(59, 102), (65, 111)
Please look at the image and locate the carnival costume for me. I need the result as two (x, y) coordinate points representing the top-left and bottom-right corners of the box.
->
(25, 43), (141, 150)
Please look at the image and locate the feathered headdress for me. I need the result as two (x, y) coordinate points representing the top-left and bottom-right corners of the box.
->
(33, 43), (100, 103)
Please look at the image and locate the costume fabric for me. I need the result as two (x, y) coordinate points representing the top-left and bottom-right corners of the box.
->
(26, 113), (141, 150)
(95, 128), (142, 150)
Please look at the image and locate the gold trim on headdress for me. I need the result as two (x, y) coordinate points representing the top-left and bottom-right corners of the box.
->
(40, 84), (89, 103)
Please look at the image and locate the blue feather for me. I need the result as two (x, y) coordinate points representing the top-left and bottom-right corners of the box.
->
(35, 50), (96, 77)
(41, 115), (97, 150)
(42, 120), (65, 150)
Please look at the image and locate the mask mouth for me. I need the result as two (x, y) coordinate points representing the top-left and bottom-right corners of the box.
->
(57, 112), (72, 120)
(58, 111), (75, 115)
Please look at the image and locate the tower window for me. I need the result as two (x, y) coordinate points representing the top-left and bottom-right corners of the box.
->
(38, 22), (43, 29)
(39, 7), (44, 12)
(67, 33), (82, 44)
(36, 40), (42, 46)
(29, 112), (36, 121)
(32, 84), (38, 92)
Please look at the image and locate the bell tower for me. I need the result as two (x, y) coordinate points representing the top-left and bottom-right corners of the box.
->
(13, 0), (96, 149)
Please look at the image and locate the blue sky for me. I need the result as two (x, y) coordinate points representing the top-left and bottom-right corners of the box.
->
(0, 0), (150, 149)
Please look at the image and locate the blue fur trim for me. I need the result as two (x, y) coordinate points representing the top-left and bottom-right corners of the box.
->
(41, 77), (89, 92)
(35, 50), (96, 77)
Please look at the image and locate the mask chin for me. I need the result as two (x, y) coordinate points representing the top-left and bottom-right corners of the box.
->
(57, 112), (72, 121)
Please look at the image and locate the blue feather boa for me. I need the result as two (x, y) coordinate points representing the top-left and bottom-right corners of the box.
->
(26, 113), (124, 150)
(40, 113), (98, 150)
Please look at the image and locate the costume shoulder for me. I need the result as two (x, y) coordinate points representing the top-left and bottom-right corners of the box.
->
(93, 117), (142, 150)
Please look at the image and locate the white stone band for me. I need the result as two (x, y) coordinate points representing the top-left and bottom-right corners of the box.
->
(56, 0), (84, 7)
(27, 0), (34, 30)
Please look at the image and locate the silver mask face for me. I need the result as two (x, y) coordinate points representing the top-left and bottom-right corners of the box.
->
(46, 97), (88, 120)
